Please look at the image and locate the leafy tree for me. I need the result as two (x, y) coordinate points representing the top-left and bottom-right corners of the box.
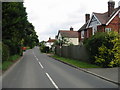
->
(84, 31), (120, 67)
(54, 37), (69, 46)
(2, 2), (39, 56)
(95, 32), (120, 67)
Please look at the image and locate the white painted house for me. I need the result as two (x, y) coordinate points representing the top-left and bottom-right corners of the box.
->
(46, 38), (56, 48)
(56, 27), (79, 46)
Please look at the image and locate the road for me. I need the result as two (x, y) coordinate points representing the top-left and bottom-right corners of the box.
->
(2, 47), (118, 89)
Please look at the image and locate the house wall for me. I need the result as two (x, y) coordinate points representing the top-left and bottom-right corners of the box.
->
(87, 28), (92, 38)
(57, 33), (79, 45)
(97, 25), (105, 32)
(86, 12), (119, 39)
(67, 38), (79, 45)
(106, 13), (120, 33)
(46, 42), (54, 48)
(78, 31), (81, 43)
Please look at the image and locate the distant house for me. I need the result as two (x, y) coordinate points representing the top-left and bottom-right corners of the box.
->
(78, 0), (120, 44)
(46, 37), (56, 48)
(57, 27), (79, 46)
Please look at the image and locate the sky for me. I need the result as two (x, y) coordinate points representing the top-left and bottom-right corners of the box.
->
(23, 0), (120, 42)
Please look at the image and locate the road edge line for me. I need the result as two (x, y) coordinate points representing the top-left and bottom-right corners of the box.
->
(48, 55), (120, 85)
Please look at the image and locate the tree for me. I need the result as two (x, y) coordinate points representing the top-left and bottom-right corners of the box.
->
(84, 31), (120, 67)
(54, 37), (69, 46)
(2, 2), (39, 56)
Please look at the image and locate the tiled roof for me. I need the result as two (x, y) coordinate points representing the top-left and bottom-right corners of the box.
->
(78, 7), (120, 32)
(47, 39), (56, 42)
(78, 22), (88, 31)
(59, 30), (79, 38)
(93, 7), (120, 24)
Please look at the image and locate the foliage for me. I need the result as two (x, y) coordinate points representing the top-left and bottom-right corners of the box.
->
(2, 2), (39, 57)
(54, 37), (71, 46)
(2, 43), (10, 62)
(84, 31), (120, 67)
(2, 61), (13, 70)
(8, 55), (20, 62)
(52, 55), (100, 68)
(2, 54), (20, 71)
(39, 41), (49, 53)
(0, 42), (2, 61)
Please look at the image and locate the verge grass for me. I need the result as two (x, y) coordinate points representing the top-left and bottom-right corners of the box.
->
(2, 55), (20, 71)
(52, 55), (101, 68)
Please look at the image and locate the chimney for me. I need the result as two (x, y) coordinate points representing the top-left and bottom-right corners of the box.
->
(108, 0), (115, 17)
(85, 14), (90, 23)
(49, 37), (51, 40)
(70, 27), (73, 31)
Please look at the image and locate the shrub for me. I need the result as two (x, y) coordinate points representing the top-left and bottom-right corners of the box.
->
(2, 43), (10, 62)
(84, 31), (120, 67)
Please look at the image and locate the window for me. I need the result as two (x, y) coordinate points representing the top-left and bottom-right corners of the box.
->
(105, 28), (111, 32)
(92, 26), (97, 35)
(81, 31), (84, 38)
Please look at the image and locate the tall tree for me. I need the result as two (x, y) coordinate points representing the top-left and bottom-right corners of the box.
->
(2, 2), (39, 55)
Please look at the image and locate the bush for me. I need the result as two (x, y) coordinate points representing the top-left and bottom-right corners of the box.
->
(2, 43), (10, 62)
(40, 46), (49, 53)
(84, 31), (120, 67)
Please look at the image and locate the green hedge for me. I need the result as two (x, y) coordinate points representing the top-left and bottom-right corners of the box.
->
(84, 31), (120, 67)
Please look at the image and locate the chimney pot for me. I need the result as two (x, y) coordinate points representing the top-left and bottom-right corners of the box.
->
(70, 27), (73, 31)
(108, 0), (115, 17)
(85, 14), (90, 23)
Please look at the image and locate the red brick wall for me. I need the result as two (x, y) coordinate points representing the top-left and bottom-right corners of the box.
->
(97, 25), (105, 32)
(87, 28), (92, 38)
(78, 31), (81, 43)
(106, 12), (120, 33)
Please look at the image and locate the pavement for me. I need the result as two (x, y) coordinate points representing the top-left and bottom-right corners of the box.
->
(84, 68), (119, 84)
(48, 54), (119, 85)
(2, 47), (119, 88)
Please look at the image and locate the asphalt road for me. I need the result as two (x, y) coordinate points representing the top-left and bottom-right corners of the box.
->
(2, 46), (118, 89)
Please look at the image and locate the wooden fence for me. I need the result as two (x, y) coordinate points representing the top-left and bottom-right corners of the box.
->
(55, 45), (89, 62)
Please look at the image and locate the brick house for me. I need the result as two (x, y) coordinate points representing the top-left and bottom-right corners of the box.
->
(56, 27), (79, 46)
(78, 0), (120, 44)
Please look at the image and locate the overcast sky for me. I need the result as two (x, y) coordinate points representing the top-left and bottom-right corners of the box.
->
(23, 0), (119, 41)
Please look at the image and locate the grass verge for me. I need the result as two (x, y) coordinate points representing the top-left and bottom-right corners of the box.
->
(2, 55), (21, 71)
(52, 55), (101, 68)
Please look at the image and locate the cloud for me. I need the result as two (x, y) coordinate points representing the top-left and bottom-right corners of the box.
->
(24, 0), (120, 41)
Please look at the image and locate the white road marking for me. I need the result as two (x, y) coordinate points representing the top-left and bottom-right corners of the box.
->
(45, 73), (59, 90)
(38, 62), (44, 69)
(36, 58), (39, 61)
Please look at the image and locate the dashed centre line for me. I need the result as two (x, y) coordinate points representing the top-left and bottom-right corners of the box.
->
(46, 73), (59, 90)
(38, 62), (44, 69)
(33, 51), (59, 90)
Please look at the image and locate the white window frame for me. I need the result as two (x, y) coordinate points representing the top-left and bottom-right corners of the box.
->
(81, 31), (84, 39)
(92, 26), (97, 35)
(105, 28), (111, 32)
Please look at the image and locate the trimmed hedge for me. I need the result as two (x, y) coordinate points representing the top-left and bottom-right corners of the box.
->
(84, 31), (120, 67)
